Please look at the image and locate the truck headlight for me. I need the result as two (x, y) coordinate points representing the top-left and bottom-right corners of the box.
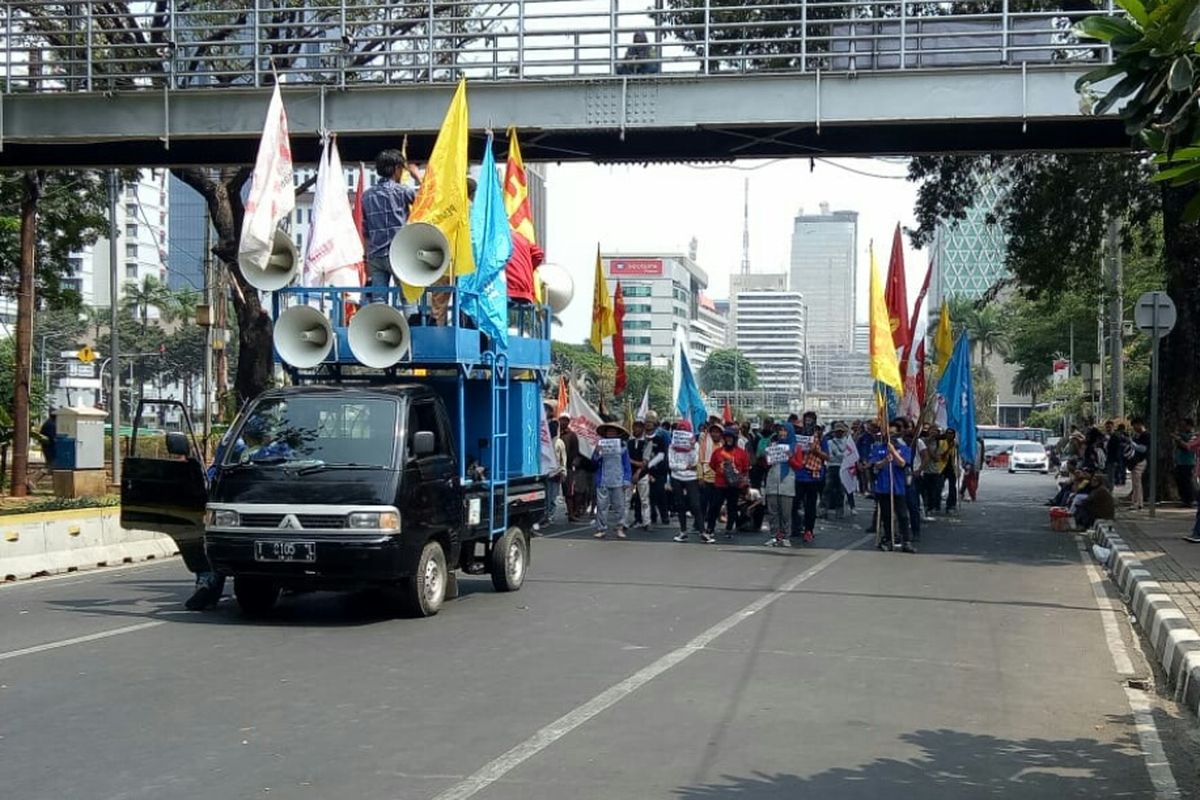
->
(205, 509), (239, 527)
(348, 511), (401, 531)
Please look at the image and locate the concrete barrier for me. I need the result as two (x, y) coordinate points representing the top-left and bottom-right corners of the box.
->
(0, 508), (178, 581)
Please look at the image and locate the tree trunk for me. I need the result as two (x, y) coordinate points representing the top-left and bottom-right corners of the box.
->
(1155, 184), (1200, 501)
(10, 172), (42, 497)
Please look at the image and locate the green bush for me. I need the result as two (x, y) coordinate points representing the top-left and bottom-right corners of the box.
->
(0, 495), (120, 517)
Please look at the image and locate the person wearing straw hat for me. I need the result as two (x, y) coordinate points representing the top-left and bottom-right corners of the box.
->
(592, 421), (633, 539)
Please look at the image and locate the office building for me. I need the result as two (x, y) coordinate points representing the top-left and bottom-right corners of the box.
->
(167, 174), (210, 294)
(602, 252), (708, 369)
(929, 171), (1008, 310)
(734, 289), (805, 396)
(853, 322), (870, 354)
(789, 203), (857, 351)
(91, 169), (170, 311)
(689, 292), (727, 369)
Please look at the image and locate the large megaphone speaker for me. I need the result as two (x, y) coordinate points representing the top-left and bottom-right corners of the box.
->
(274, 305), (335, 368)
(389, 222), (451, 287)
(241, 229), (300, 291)
(538, 263), (575, 313)
(348, 303), (412, 368)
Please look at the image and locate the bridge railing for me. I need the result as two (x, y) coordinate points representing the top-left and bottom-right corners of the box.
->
(0, 1), (1115, 92)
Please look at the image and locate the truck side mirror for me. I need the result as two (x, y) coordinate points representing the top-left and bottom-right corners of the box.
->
(165, 431), (191, 458)
(413, 431), (436, 456)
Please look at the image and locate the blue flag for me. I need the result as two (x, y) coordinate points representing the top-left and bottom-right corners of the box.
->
(461, 134), (512, 345)
(936, 333), (977, 467)
(675, 345), (708, 433)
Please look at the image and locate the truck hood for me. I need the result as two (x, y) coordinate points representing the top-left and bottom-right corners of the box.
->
(211, 467), (397, 506)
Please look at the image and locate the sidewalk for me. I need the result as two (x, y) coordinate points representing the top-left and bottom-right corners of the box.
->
(1116, 505), (1200, 629)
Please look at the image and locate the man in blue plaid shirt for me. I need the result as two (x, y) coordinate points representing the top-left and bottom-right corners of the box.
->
(362, 148), (422, 304)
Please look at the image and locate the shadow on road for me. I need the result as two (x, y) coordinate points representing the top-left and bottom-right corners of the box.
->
(674, 726), (1148, 799)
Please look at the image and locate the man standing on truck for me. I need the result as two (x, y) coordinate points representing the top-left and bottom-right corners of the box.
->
(362, 148), (422, 305)
(593, 422), (632, 539)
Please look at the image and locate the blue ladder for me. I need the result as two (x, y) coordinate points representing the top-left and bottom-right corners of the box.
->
(484, 351), (511, 539)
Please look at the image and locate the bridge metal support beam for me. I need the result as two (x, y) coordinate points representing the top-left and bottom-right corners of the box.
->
(0, 68), (1126, 168)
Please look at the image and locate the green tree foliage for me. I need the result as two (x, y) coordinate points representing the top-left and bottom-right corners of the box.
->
(550, 341), (673, 413)
(0, 171), (108, 308)
(697, 348), (759, 393)
(1075, 0), (1200, 218)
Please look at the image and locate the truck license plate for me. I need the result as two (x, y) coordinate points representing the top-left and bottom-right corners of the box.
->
(254, 540), (316, 563)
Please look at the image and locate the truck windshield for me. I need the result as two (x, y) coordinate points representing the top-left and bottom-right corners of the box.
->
(223, 397), (398, 468)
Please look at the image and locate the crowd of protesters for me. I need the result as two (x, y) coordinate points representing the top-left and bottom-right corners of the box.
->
(543, 408), (982, 554)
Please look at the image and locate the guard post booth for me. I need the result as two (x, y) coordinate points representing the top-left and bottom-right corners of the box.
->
(53, 405), (108, 498)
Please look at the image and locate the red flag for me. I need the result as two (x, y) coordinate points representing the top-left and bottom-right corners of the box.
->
(612, 282), (627, 396)
(903, 257), (933, 366)
(915, 340), (927, 406)
(555, 375), (569, 420)
(722, 398), (734, 425)
(884, 224), (910, 353)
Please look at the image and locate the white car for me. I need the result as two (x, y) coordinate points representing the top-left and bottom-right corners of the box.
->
(1009, 441), (1050, 474)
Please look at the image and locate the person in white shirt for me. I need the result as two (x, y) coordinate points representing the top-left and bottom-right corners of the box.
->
(670, 420), (711, 543)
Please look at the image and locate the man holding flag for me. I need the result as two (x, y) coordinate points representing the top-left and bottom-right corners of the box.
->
(361, 149), (422, 304)
(869, 241), (915, 553)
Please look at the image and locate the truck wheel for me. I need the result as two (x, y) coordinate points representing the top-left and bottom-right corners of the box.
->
(234, 577), (279, 617)
(402, 541), (447, 617)
(491, 526), (528, 593)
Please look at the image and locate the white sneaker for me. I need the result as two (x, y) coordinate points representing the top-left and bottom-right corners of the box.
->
(849, 508), (858, 517)
(700, 532), (716, 544)
(673, 533), (689, 543)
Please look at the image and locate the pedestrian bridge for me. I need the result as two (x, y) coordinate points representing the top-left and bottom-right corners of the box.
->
(0, 0), (1127, 167)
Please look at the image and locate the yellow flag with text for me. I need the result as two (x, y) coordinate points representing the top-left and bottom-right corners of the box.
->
(869, 241), (904, 395)
(409, 79), (475, 281)
(590, 247), (615, 354)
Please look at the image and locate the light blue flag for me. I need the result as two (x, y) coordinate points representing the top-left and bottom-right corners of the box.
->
(461, 134), (512, 346)
(936, 332), (978, 467)
(675, 346), (709, 433)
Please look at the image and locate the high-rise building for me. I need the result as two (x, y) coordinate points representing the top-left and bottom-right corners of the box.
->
(91, 169), (170, 311)
(602, 252), (708, 369)
(690, 292), (727, 369)
(729, 272), (788, 337)
(853, 322), (870, 354)
(929, 171), (1007, 310)
(789, 203), (857, 351)
(734, 289), (805, 396)
(167, 174), (210, 294)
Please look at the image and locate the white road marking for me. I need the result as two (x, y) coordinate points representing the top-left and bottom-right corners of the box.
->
(430, 535), (871, 800)
(1075, 538), (1180, 799)
(0, 621), (165, 662)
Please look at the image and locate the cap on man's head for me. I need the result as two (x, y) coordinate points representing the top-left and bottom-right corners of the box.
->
(644, 410), (659, 424)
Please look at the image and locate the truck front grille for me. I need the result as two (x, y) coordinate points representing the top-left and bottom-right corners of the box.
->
(237, 513), (347, 530)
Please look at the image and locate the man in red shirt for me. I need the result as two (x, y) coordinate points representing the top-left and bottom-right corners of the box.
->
(707, 426), (750, 539)
(505, 233), (545, 305)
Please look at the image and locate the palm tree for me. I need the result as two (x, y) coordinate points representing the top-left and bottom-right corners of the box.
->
(120, 275), (173, 329)
(1012, 365), (1051, 409)
(968, 306), (1010, 369)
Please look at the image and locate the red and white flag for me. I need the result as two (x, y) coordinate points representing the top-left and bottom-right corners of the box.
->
(304, 136), (364, 288)
(238, 82), (295, 277)
(567, 388), (604, 458)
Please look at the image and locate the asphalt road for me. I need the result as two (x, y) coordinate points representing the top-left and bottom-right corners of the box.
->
(2, 472), (1195, 799)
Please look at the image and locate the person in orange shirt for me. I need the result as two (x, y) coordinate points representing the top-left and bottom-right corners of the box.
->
(707, 426), (751, 539)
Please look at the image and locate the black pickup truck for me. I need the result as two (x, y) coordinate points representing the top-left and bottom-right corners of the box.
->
(122, 385), (546, 618)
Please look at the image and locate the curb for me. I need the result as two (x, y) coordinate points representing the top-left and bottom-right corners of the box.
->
(1094, 522), (1200, 715)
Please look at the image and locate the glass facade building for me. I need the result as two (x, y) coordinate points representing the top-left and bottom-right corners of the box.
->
(789, 204), (857, 352)
(930, 172), (1008, 309)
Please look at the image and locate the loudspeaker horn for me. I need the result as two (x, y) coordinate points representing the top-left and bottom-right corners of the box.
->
(389, 222), (451, 288)
(348, 303), (412, 368)
(274, 305), (334, 368)
(538, 263), (575, 313)
(241, 228), (300, 291)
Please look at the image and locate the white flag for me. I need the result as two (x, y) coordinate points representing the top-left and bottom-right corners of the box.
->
(636, 386), (650, 422)
(839, 435), (859, 497)
(566, 389), (604, 458)
(304, 136), (364, 288)
(238, 83), (295, 276)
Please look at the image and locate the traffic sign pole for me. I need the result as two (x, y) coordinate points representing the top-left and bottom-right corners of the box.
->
(1149, 300), (1160, 518)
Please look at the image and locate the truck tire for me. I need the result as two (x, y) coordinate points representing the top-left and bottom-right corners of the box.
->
(235, 577), (280, 617)
(490, 526), (528, 593)
(401, 541), (447, 617)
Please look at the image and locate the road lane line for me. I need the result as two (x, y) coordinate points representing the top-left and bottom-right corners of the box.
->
(0, 621), (165, 662)
(430, 535), (871, 800)
(1075, 538), (1179, 799)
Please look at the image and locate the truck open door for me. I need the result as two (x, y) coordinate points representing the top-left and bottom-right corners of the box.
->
(119, 399), (210, 573)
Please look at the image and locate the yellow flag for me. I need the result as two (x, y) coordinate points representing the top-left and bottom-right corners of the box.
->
(933, 299), (954, 377)
(409, 79), (475, 282)
(590, 247), (615, 354)
(869, 240), (904, 395)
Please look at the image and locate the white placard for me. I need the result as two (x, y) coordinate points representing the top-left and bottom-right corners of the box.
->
(598, 438), (622, 455)
(766, 444), (791, 465)
(671, 430), (694, 449)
